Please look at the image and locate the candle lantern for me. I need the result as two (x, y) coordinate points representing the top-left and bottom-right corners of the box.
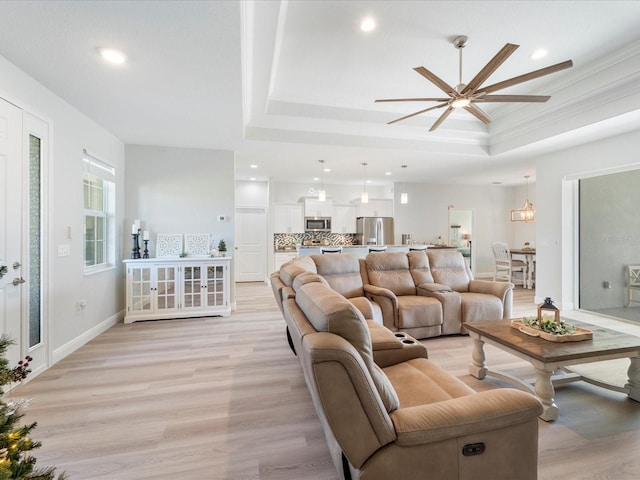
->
(537, 297), (560, 324)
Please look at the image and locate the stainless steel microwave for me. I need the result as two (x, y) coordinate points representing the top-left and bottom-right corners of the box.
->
(305, 217), (331, 233)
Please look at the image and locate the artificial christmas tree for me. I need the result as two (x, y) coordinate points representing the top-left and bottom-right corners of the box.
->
(0, 335), (66, 480)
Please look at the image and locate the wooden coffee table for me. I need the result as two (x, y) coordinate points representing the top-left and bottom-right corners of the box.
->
(465, 319), (640, 421)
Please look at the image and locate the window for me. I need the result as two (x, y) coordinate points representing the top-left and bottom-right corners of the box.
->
(83, 150), (115, 272)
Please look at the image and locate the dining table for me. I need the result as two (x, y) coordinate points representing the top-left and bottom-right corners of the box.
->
(510, 248), (536, 289)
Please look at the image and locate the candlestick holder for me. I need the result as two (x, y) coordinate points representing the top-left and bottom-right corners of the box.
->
(131, 231), (141, 259)
(143, 240), (150, 259)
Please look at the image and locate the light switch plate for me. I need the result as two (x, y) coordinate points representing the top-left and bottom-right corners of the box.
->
(58, 244), (71, 257)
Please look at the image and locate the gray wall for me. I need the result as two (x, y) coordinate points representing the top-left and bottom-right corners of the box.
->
(579, 170), (640, 308)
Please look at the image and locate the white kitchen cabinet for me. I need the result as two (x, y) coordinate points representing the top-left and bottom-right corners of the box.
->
(124, 257), (231, 323)
(352, 198), (394, 218)
(274, 251), (298, 270)
(332, 204), (356, 233)
(274, 203), (304, 233)
(304, 198), (332, 217)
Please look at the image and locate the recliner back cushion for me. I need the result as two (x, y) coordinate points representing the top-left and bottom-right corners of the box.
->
(296, 282), (399, 412)
(279, 256), (317, 286)
(312, 253), (365, 299)
(292, 272), (329, 292)
(408, 250), (435, 285)
(365, 252), (416, 296)
(428, 250), (471, 292)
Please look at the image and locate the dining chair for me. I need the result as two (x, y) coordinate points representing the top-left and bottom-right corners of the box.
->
(321, 246), (342, 254)
(626, 265), (640, 307)
(492, 242), (527, 286)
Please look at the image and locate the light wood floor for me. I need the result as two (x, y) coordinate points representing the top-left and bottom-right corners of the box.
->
(13, 284), (640, 479)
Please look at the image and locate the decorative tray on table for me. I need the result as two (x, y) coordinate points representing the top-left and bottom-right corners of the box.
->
(511, 316), (593, 343)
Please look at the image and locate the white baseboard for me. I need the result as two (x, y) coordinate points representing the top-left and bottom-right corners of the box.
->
(52, 310), (124, 365)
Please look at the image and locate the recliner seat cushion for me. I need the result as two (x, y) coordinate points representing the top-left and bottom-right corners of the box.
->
(383, 358), (475, 408)
(296, 282), (399, 412)
(460, 292), (503, 323)
(397, 296), (443, 330)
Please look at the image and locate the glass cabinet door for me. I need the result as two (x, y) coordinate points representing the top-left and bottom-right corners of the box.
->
(129, 266), (152, 313)
(182, 265), (202, 308)
(155, 264), (178, 311)
(206, 264), (226, 307)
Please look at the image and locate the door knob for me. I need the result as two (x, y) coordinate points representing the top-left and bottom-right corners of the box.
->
(12, 277), (26, 286)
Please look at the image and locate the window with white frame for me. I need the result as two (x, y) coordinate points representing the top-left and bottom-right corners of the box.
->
(83, 150), (115, 272)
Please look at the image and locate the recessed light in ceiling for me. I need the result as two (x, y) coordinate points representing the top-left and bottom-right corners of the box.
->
(360, 17), (376, 32)
(531, 48), (548, 60)
(385, 172), (392, 176)
(98, 48), (127, 65)
(249, 177), (256, 181)
(250, 164), (258, 169)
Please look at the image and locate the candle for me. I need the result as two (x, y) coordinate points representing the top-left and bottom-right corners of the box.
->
(143, 230), (149, 241)
(131, 223), (137, 234)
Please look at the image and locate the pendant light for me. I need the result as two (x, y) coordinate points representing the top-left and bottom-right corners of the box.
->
(318, 159), (326, 201)
(400, 164), (408, 204)
(361, 162), (369, 203)
(511, 175), (536, 222)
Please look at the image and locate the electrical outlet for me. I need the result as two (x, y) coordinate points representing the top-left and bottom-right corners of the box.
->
(58, 244), (71, 257)
(76, 300), (87, 312)
(603, 281), (612, 289)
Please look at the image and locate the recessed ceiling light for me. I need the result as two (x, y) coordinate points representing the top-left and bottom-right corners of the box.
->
(98, 48), (127, 65)
(313, 177), (320, 181)
(360, 17), (376, 32)
(385, 171), (392, 176)
(250, 164), (258, 169)
(323, 168), (331, 172)
(531, 48), (548, 60)
(249, 177), (256, 181)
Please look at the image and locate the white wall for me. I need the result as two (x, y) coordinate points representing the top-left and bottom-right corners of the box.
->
(393, 183), (526, 275)
(0, 54), (126, 362)
(535, 129), (640, 309)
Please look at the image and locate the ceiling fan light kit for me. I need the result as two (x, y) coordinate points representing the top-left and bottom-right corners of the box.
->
(376, 35), (573, 131)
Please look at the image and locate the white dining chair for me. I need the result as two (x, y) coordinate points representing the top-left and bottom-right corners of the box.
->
(492, 242), (527, 286)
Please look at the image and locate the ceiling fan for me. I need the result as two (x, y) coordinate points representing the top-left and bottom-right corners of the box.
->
(375, 35), (573, 131)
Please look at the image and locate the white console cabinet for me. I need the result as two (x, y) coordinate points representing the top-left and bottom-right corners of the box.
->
(123, 257), (231, 323)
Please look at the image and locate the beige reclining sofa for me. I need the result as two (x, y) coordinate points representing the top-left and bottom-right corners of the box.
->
(271, 249), (513, 340)
(283, 276), (543, 480)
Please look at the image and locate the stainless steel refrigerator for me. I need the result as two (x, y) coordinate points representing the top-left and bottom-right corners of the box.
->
(355, 217), (394, 246)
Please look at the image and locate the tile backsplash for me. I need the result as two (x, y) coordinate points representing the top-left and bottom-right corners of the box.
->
(274, 233), (355, 249)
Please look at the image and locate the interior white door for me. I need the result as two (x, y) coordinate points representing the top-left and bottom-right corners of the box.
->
(0, 97), (23, 366)
(234, 207), (267, 282)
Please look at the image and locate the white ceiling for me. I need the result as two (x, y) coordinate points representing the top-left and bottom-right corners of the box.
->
(1, 0), (640, 188)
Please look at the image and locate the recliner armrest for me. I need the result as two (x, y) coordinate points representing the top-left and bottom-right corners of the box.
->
(390, 389), (542, 446)
(363, 284), (399, 331)
(469, 279), (513, 300)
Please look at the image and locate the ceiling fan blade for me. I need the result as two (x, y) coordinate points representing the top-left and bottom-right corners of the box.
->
(479, 60), (573, 94)
(388, 103), (448, 125)
(462, 43), (519, 95)
(464, 104), (492, 124)
(414, 66), (458, 96)
(475, 94), (550, 102)
(429, 106), (454, 131)
(375, 97), (451, 103)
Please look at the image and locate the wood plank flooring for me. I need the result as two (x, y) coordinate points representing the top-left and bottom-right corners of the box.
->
(12, 284), (640, 479)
